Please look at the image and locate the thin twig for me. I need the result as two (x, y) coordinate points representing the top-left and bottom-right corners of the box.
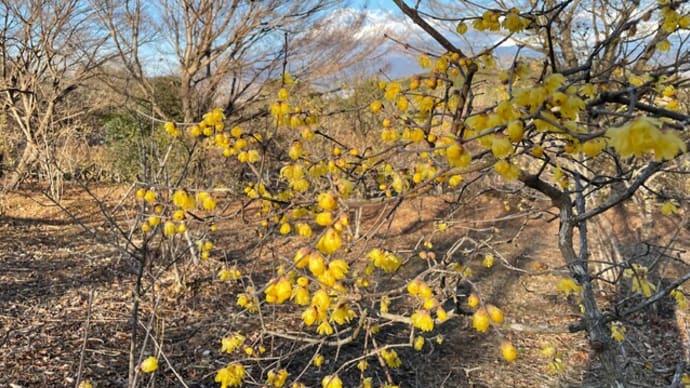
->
(75, 288), (95, 388)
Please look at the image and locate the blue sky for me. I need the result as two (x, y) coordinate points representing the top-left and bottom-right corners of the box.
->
(352, 0), (399, 12)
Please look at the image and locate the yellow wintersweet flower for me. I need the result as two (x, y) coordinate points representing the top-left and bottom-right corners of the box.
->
(384, 82), (401, 101)
(494, 160), (521, 180)
(671, 289), (688, 309)
(556, 278), (583, 296)
(624, 264), (656, 297)
(662, 7), (680, 33)
(188, 125), (201, 137)
(368, 249), (401, 272)
(486, 304), (504, 324)
(215, 363), (245, 388)
(611, 322), (626, 342)
(501, 341), (517, 362)
(606, 117), (686, 160)
(379, 296), (390, 313)
(197, 191), (216, 211)
(662, 85), (676, 97)
(496, 100), (519, 122)
(77, 380), (93, 388)
(491, 136), (513, 159)
(467, 293), (480, 308)
(311, 289), (331, 311)
(381, 349), (402, 368)
(164, 121), (180, 137)
(315, 211), (333, 226)
(317, 192), (338, 211)
(317, 269), (337, 288)
(330, 304), (356, 325)
(381, 128), (399, 142)
(295, 223), (313, 237)
(396, 96), (409, 111)
(302, 306), (320, 326)
(317, 321), (334, 335)
(203, 108), (225, 126)
(288, 140), (303, 160)
(411, 310), (435, 332)
(143, 190), (157, 204)
(322, 374), (343, 388)
(229, 126), (243, 138)
(265, 277), (293, 304)
(267, 369), (289, 388)
(316, 228), (343, 255)
(414, 336), (425, 351)
(218, 267), (241, 281)
(436, 306), (448, 322)
(328, 259), (349, 279)
(407, 279), (421, 296)
(308, 253), (326, 276)
(656, 39), (672, 52)
(409, 76), (420, 90)
(172, 190), (196, 210)
(221, 333), (245, 353)
(419, 95), (436, 113)
(293, 248), (310, 269)
(681, 14), (690, 28)
(278, 88), (290, 101)
(582, 138), (606, 157)
(422, 297), (437, 310)
(545, 73), (566, 93)
(147, 216), (160, 227)
(531, 145), (544, 158)
(418, 54), (432, 68)
(446, 142), (472, 168)
(279, 223), (292, 235)
(418, 282), (432, 299)
(435, 55), (449, 72)
(313, 354), (324, 367)
(237, 292), (259, 312)
(293, 286), (310, 306)
(370, 100), (383, 113)
(472, 309), (490, 332)
(661, 200), (680, 216)
(140, 356), (158, 373)
(506, 120), (524, 142)
(482, 254), (495, 268)
(406, 128), (426, 143)
(503, 9), (527, 32)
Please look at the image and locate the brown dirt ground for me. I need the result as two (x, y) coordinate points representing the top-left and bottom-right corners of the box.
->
(0, 182), (688, 387)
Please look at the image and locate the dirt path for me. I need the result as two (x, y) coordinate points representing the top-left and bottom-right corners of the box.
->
(0, 185), (687, 387)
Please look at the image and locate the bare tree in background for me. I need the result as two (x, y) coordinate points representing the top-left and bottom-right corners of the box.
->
(0, 0), (113, 192)
(94, 0), (385, 124)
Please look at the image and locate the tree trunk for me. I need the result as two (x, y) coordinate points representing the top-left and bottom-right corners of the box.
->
(3, 140), (39, 190)
(181, 76), (195, 123)
(522, 173), (624, 386)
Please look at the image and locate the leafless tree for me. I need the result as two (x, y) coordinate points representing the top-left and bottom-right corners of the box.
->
(0, 0), (114, 192)
(93, 0), (385, 124)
